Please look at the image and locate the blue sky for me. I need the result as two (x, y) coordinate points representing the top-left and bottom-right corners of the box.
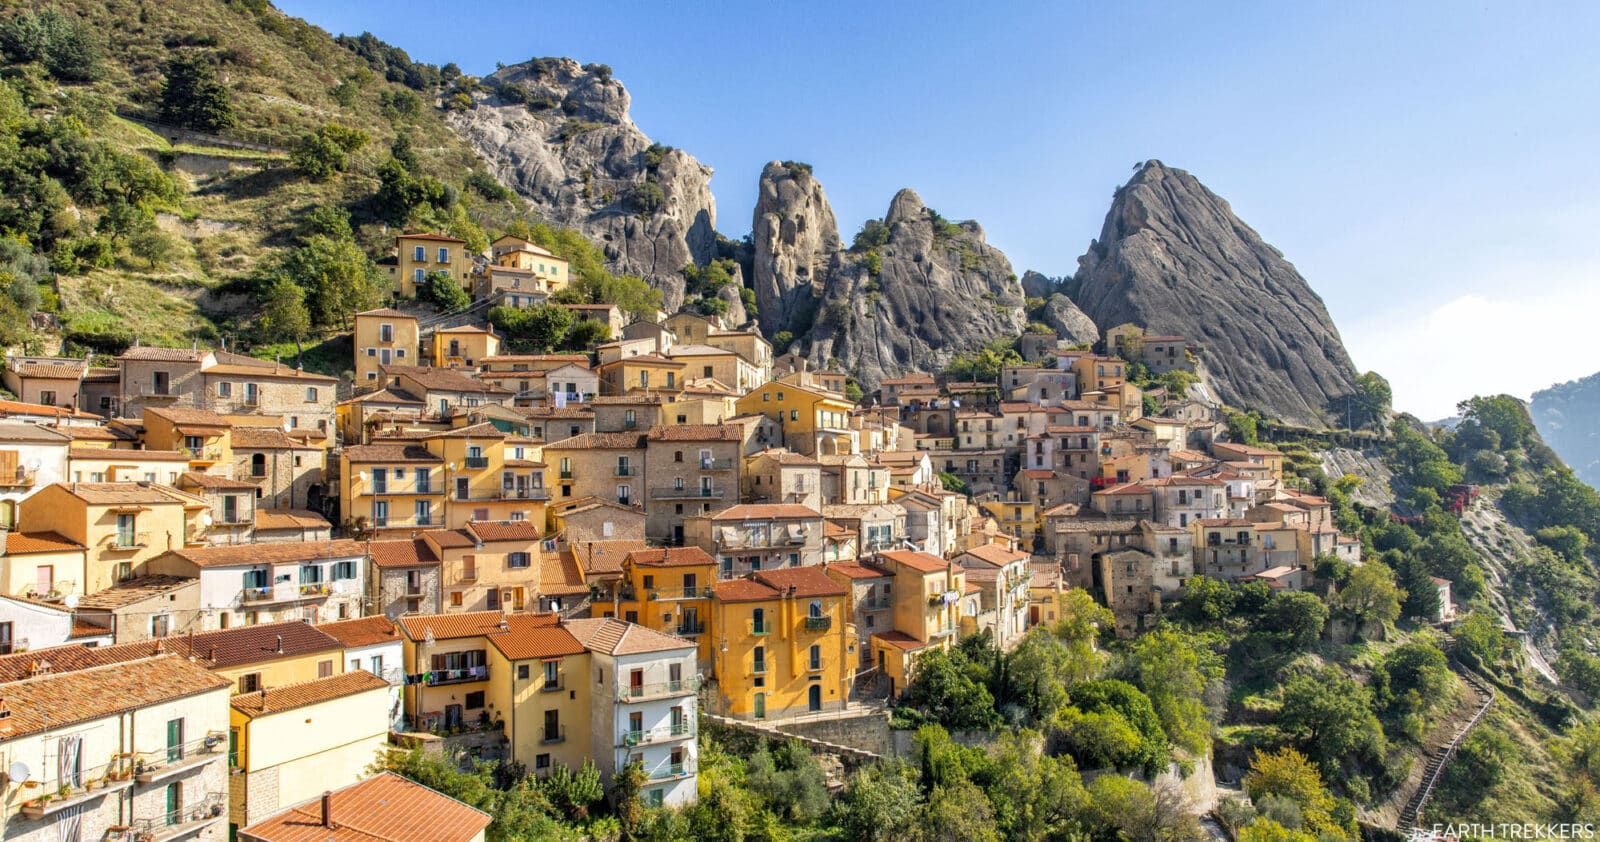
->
(280, 0), (1600, 419)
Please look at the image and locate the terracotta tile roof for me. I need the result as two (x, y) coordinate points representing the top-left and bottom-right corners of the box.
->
(143, 406), (231, 426)
(709, 503), (822, 521)
(540, 551), (588, 596)
(355, 308), (415, 318)
(343, 443), (442, 463)
(482, 354), (589, 364)
(823, 520), (854, 538)
(752, 566), (847, 598)
(587, 394), (665, 406)
(871, 630), (928, 651)
(341, 388), (425, 407)
(422, 422), (506, 440)
(385, 366), (510, 394)
(0, 422), (72, 443)
(959, 543), (1030, 567)
(0, 639), (168, 683)
(753, 449), (822, 466)
(180, 471), (258, 490)
(255, 509), (332, 531)
(488, 614), (586, 660)
(368, 538), (441, 568)
(239, 772), (491, 842)
(1019, 469), (1054, 480)
(824, 562), (890, 580)
(118, 346), (207, 362)
(568, 540), (650, 576)
(231, 670), (390, 717)
(0, 655), (229, 739)
(397, 610), (512, 641)
(54, 482), (194, 505)
(713, 577), (780, 602)
(231, 427), (303, 449)
(163, 621), (344, 668)
(646, 424), (740, 442)
(565, 618), (694, 655)
(164, 540), (365, 568)
(318, 616), (402, 649)
(1196, 518), (1254, 527)
(422, 529), (476, 549)
(4, 531), (84, 555)
(627, 546), (715, 568)
(57, 425), (133, 441)
(398, 232), (466, 242)
(466, 520), (542, 542)
(543, 431), (647, 450)
(517, 405), (594, 419)
(9, 360), (86, 379)
(69, 446), (191, 462)
(73, 575), (194, 609)
(0, 399), (98, 420)
(877, 549), (954, 574)
(1094, 482), (1154, 496)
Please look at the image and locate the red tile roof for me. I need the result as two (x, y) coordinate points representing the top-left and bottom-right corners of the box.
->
(646, 424), (741, 442)
(877, 550), (954, 574)
(0, 656), (229, 739)
(163, 621), (344, 668)
(627, 546), (715, 568)
(368, 538), (441, 568)
(752, 566), (847, 598)
(164, 540), (365, 568)
(318, 616), (402, 649)
(564, 618), (694, 656)
(4, 531), (84, 555)
(466, 521), (542, 543)
(230, 670), (390, 717)
(709, 503), (822, 521)
(958, 543), (1030, 567)
(238, 772), (490, 842)
(824, 562), (890, 580)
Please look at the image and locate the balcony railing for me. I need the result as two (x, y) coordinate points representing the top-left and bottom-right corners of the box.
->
(675, 621), (705, 636)
(541, 725), (566, 745)
(133, 733), (228, 783)
(428, 666), (489, 686)
(864, 597), (892, 610)
(647, 761), (695, 781)
(648, 586), (712, 601)
(119, 792), (226, 841)
(699, 458), (734, 471)
(752, 659), (767, 674)
(803, 616), (832, 632)
(559, 470), (573, 480)
(368, 483), (437, 496)
(750, 621), (770, 636)
(620, 721), (695, 747)
(614, 466), (636, 477)
(464, 456), (489, 469)
(373, 516), (442, 529)
(649, 486), (725, 499)
(111, 532), (150, 550)
(540, 677), (564, 693)
(0, 467), (36, 488)
(494, 486), (550, 500)
(617, 678), (700, 703)
(17, 755), (136, 818)
(181, 446), (222, 462)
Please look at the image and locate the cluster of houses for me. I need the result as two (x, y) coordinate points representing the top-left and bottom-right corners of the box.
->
(0, 231), (1383, 839)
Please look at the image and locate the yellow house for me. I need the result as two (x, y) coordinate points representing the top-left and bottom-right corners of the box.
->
(594, 547), (718, 667)
(421, 422), (548, 527)
(1212, 441), (1285, 481)
(431, 325), (502, 369)
(164, 620), (348, 692)
(340, 442), (446, 533)
(709, 566), (855, 720)
(393, 233), (474, 298)
(666, 345), (763, 393)
(1071, 354), (1126, 393)
(142, 406), (235, 476)
(661, 393), (738, 425)
(868, 550), (967, 697)
(1, 530), (87, 599)
(424, 520), (545, 613)
(228, 670), (392, 831)
(978, 499), (1038, 548)
(18, 482), (207, 593)
(352, 308), (420, 386)
(597, 354), (686, 396)
(734, 381), (857, 457)
(66, 447), (190, 484)
(489, 235), (570, 293)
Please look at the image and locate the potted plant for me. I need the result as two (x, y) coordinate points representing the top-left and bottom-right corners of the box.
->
(57, 784), (72, 798)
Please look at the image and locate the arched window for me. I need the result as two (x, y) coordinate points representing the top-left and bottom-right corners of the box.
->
(251, 453), (266, 477)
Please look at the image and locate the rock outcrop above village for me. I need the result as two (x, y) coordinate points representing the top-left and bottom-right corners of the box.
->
(1070, 160), (1359, 427)
(748, 164), (1025, 387)
(447, 58), (716, 309)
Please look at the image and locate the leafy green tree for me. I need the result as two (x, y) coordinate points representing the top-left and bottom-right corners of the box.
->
(562, 318), (611, 351)
(1558, 647), (1600, 702)
(1226, 410), (1260, 444)
(1123, 628), (1221, 754)
(918, 780), (999, 842)
(1179, 575), (1236, 624)
(127, 227), (178, 270)
(1398, 556), (1442, 621)
(1332, 561), (1403, 627)
(490, 304), (574, 354)
(419, 270), (470, 312)
(903, 649), (1001, 730)
(1454, 611), (1509, 668)
(830, 763), (922, 842)
(291, 123), (370, 181)
(540, 759), (603, 821)
(1535, 525), (1590, 564)
(257, 276), (311, 345)
(1243, 747), (1349, 840)
(1277, 669), (1386, 778)
(936, 471), (968, 495)
(1238, 818), (1319, 842)
(997, 630), (1073, 723)
(746, 740), (829, 823)
(852, 218), (891, 251)
(298, 205), (354, 243)
(1381, 641), (1452, 718)
(1084, 775), (1161, 842)
(1349, 371), (1392, 430)
(159, 52), (235, 131)
(273, 235), (384, 329)
(978, 732), (1090, 841)
(1442, 727), (1515, 798)
(944, 338), (1022, 383)
(1260, 591), (1328, 650)
(608, 760), (647, 841)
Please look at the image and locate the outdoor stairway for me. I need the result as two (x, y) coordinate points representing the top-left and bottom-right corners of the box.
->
(1397, 670), (1495, 830)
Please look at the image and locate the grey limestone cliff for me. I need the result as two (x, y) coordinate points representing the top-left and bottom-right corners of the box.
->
(446, 58), (716, 309)
(1071, 160), (1358, 427)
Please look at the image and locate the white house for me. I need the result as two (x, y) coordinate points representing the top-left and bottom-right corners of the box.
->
(145, 540), (368, 629)
(0, 423), (71, 529)
(566, 618), (700, 808)
(0, 653), (232, 842)
(954, 543), (1033, 650)
(0, 595), (75, 653)
(318, 615), (407, 730)
(1146, 475), (1228, 528)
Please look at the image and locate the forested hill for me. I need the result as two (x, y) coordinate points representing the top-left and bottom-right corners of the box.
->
(1532, 371), (1600, 491)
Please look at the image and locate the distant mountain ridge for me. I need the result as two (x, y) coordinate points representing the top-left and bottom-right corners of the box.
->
(1532, 371), (1600, 488)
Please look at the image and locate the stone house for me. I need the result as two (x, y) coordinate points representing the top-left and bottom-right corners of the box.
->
(231, 426), (326, 512)
(367, 537), (443, 618)
(742, 449), (823, 512)
(543, 432), (648, 509)
(643, 424), (743, 544)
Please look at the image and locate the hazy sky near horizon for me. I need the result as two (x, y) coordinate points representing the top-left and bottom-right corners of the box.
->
(280, 0), (1600, 420)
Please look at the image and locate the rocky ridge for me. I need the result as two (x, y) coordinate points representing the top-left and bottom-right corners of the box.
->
(446, 58), (716, 310)
(1070, 160), (1359, 427)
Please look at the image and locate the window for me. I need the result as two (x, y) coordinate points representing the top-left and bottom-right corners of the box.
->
(487, 589), (500, 610)
(451, 592), (463, 607)
(116, 513), (136, 547)
(465, 690), (485, 709)
(305, 387), (318, 402)
(543, 709), (561, 742)
(238, 673), (261, 693)
(518, 664), (531, 680)
(413, 245), (425, 261)
(437, 247), (450, 263)
(535, 754), (551, 771)
(318, 659), (333, 677)
(509, 552), (531, 569)
(809, 644), (822, 671)
(300, 564), (322, 585)
(543, 661), (559, 690)
(808, 600), (823, 619)
(333, 561), (356, 580)
(218, 382), (232, 398)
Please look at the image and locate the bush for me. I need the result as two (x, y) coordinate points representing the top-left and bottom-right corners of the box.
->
(0, 9), (102, 81)
(627, 178), (664, 216)
(291, 124), (369, 181)
(419, 270), (470, 312)
(158, 52), (235, 132)
(465, 170), (513, 201)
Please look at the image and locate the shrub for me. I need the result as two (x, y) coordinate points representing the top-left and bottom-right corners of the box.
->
(158, 52), (235, 132)
(418, 271), (470, 312)
(0, 9), (102, 81)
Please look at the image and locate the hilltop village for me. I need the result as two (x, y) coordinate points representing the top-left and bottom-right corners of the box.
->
(0, 227), (1404, 840)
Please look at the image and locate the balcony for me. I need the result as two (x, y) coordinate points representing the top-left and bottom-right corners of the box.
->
(115, 792), (226, 842)
(496, 486), (550, 501)
(404, 581), (427, 597)
(699, 458), (734, 471)
(541, 725), (566, 745)
(540, 677), (563, 693)
(109, 532), (151, 551)
(373, 516), (442, 530)
(648, 586), (712, 601)
(620, 721), (695, 747)
(134, 733), (228, 783)
(17, 755), (136, 819)
(647, 761), (695, 781)
(427, 666), (488, 686)
(559, 470), (573, 480)
(181, 446), (222, 464)
(675, 620), (705, 636)
(368, 483), (437, 496)
(464, 456), (490, 469)
(614, 466), (636, 477)
(134, 384), (178, 400)
(864, 597), (892, 610)
(804, 616), (833, 632)
(649, 486), (726, 499)
(752, 659), (767, 675)
(617, 678), (701, 703)
(0, 467), (36, 488)
(750, 622), (770, 636)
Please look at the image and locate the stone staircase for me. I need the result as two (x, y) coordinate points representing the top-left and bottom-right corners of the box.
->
(1397, 669), (1495, 830)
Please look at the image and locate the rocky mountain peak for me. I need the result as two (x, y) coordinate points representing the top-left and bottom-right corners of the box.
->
(1071, 161), (1358, 427)
(886, 188), (926, 226)
(750, 161), (841, 338)
(447, 57), (716, 309)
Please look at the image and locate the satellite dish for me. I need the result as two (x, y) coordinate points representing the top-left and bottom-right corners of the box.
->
(199, 512), (214, 527)
(63, 594), (79, 609)
(7, 762), (29, 785)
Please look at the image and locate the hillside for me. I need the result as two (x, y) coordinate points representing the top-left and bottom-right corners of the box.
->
(1532, 371), (1600, 490)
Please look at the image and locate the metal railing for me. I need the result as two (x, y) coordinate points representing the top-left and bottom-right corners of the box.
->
(614, 466), (636, 477)
(464, 456), (489, 469)
(541, 725), (567, 745)
(648, 586), (712, 601)
(16, 754), (136, 818)
(617, 678), (700, 702)
(122, 792), (226, 839)
(804, 616), (832, 632)
(0, 467), (36, 487)
(752, 659), (767, 674)
(621, 721), (694, 747)
(133, 733), (227, 782)
(180, 446), (222, 462)
(428, 667), (489, 686)
(647, 761), (694, 781)
(700, 458), (734, 470)
(650, 486), (725, 499)
(675, 621), (705, 636)
(111, 532), (150, 550)
(750, 621), (770, 636)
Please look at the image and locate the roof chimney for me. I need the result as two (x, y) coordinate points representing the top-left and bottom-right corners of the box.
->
(320, 791), (334, 828)
(275, 635), (284, 654)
